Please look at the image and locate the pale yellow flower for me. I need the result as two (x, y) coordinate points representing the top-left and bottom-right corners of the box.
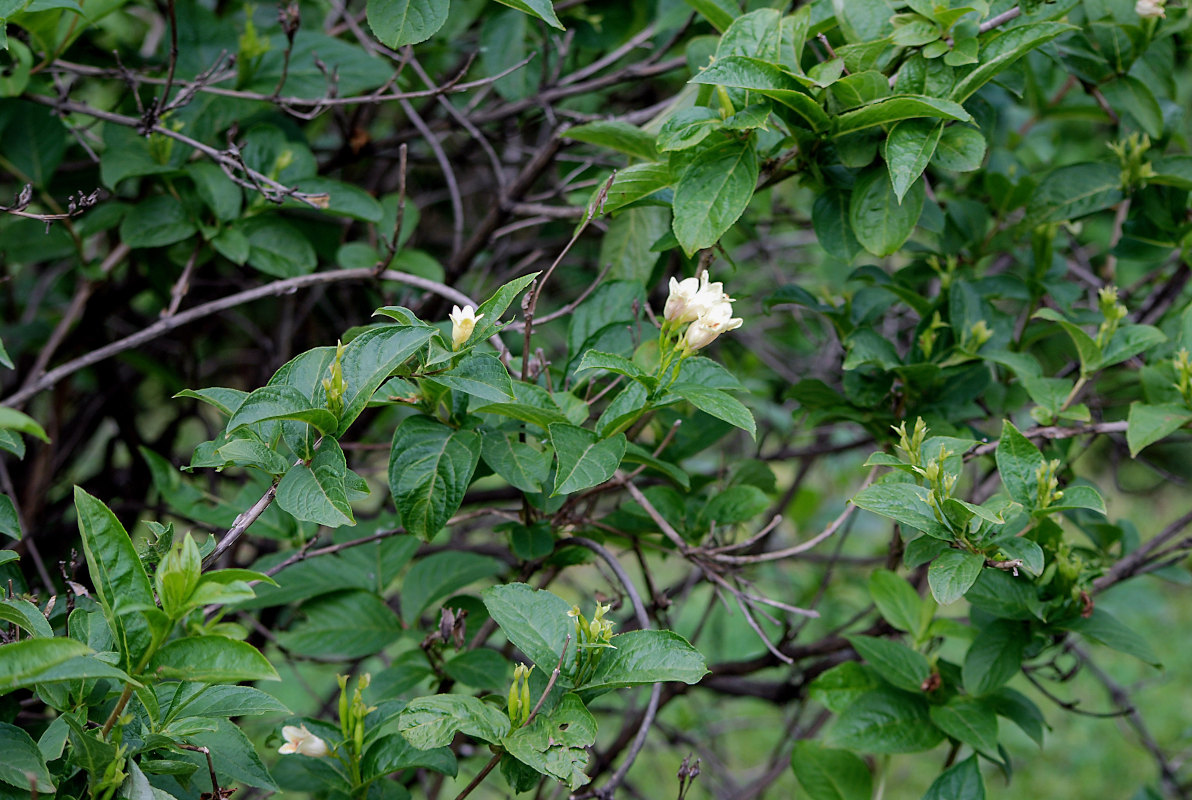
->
(449, 305), (483, 349)
(278, 724), (328, 757)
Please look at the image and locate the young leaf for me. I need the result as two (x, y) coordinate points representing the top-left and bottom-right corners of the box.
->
(885, 119), (942, 202)
(336, 324), (436, 434)
(995, 420), (1045, 509)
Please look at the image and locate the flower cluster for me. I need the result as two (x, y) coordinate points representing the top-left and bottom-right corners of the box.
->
(569, 601), (617, 686)
(1136, 0), (1165, 17)
(663, 270), (743, 353)
(449, 304), (483, 350)
(507, 663), (534, 726)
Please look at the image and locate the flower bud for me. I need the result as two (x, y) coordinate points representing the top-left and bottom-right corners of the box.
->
(1136, 0), (1165, 17)
(279, 724), (328, 757)
(664, 275), (702, 323)
(681, 300), (743, 352)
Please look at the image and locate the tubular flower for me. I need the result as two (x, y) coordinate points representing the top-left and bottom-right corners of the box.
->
(682, 300), (743, 352)
(278, 724), (328, 757)
(664, 275), (702, 323)
(1136, 0), (1165, 16)
(449, 305), (483, 350)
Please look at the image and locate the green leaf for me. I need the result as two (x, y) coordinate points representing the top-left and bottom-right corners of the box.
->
(74, 487), (155, 672)
(501, 693), (595, 790)
(963, 620), (1025, 696)
(995, 420), (1045, 509)
(1025, 162), (1123, 226)
(182, 718), (278, 790)
(682, 0), (738, 31)
(0, 406), (50, 442)
(492, 0), (563, 29)
(672, 138), (759, 256)
(828, 688), (943, 753)
(337, 325), (437, 434)
(790, 742), (872, 800)
(851, 482), (953, 540)
(362, 734), (457, 780)
(441, 648), (508, 691)
(835, 95), (971, 136)
(0, 722), (54, 792)
(1127, 402), (1192, 457)
(278, 589), (404, 659)
(688, 56), (829, 131)
(470, 272), (541, 344)
(583, 630), (707, 690)
(667, 383), (756, 438)
(868, 569), (926, 635)
(1101, 324), (1167, 370)
(399, 694), (511, 749)
(119, 195), (196, 249)
(0, 494), (20, 539)
(1062, 608), (1160, 666)
(241, 217), (318, 278)
(549, 423), (627, 495)
(173, 387), (248, 417)
(147, 636), (278, 683)
(215, 437), (291, 475)
(846, 635), (930, 694)
(480, 431), (550, 494)
(965, 569), (1043, 621)
(657, 107), (723, 152)
(987, 687), (1046, 747)
(388, 416), (481, 540)
(929, 698), (999, 756)
(576, 350), (648, 382)
(933, 125), (986, 172)
(161, 684), (290, 719)
(276, 442), (354, 528)
(885, 119), (942, 202)
(0, 638), (91, 694)
(927, 550), (984, 604)
(430, 353), (516, 402)
(226, 385), (338, 436)
(951, 21), (1075, 102)
(482, 583), (575, 674)
(366, 0), (449, 48)
(849, 167), (925, 257)
(923, 755), (985, 800)
(566, 121), (657, 161)
(401, 550), (503, 622)
(593, 163), (672, 215)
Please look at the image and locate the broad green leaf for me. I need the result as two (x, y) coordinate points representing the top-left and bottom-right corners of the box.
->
(790, 742), (872, 800)
(1043, 484), (1105, 515)
(963, 620), (1025, 696)
(868, 570), (926, 635)
(808, 662), (881, 714)
(995, 420), (1044, 509)
(181, 718), (278, 790)
(846, 635), (930, 694)
(216, 437), (291, 475)
(241, 216), (318, 278)
(480, 431), (550, 494)
(688, 56), (829, 130)
(593, 163), (672, 215)
(657, 107), (723, 152)
(226, 385), (338, 436)
(667, 383), (756, 438)
(74, 487), (154, 672)
(362, 734), (457, 780)
(0, 494), (20, 539)
(583, 630), (707, 690)
(492, 0), (563, 30)
(173, 387), (248, 417)
(501, 693), (595, 790)
(276, 441), (354, 528)
(672, 138), (759, 255)
(965, 569), (1043, 621)
(683, 0), (738, 31)
(399, 694), (511, 749)
(1100, 324), (1167, 370)
(388, 416), (481, 540)
(1127, 402), (1192, 457)
(951, 22), (1075, 102)
(549, 423), (627, 495)
(987, 687), (1046, 747)
(1025, 162), (1123, 226)
(922, 755), (985, 800)
(278, 589), (404, 659)
(0, 722), (54, 791)
(575, 350), (648, 382)
(147, 636), (278, 683)
(929, 698), (999, 756)
(835, 95), (970, 136)
(119, 195), (196, 249)
(934, 124), (986, 172)
(429, 353), (516, 402)
(337, 325), (436, 434)
(470, 272), (541, 344)
(833, 0), (894, 43)
(1062, 608), (1160, 666)
(828, 688), (943, 753)
(441, 648), (508, 691)
(0, 599), (51, 639)
(482, 583), (575, 674)
(161, 684), (290, 719)
(885, 119), (942, 202)
(849, 167), (924, 257)
(927, 550), (984, 604)
(401, 550), (503, 622)
(0, 638), (91, 693)
(366, 0), (449, 48)
(0, 407), (48, 445)
(566, 121), (657, 161)
(851, 481), (953, 539)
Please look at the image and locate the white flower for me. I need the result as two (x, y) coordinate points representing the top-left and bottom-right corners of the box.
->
(664, 275), (702, 322)
(1136, 0), (1165, 16)
(449, 305), (483, 350)
(278, 724), (328, 757)
(682, 300), (743, 352)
